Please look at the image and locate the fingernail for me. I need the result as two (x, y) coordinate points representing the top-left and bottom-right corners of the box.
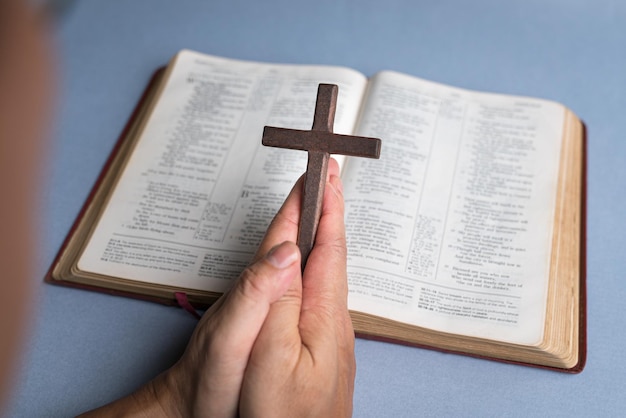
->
(266, 242), (299, 269)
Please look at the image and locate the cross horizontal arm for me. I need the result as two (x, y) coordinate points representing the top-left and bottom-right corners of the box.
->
(262, 126), (381, 159)
(261, 83), (382, 271)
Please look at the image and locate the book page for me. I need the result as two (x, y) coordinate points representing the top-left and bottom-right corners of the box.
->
(343, 71), (564, 345)
(78, 50), (367, 293)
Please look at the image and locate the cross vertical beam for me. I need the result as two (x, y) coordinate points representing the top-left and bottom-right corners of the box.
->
(262, 83), (381, 270)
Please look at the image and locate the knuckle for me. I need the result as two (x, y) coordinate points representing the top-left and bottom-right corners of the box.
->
(235, 263), (270, 302)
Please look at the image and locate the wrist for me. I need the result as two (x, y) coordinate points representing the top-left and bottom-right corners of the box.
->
(144, 365), (187, 418)
(78, 367), (185, 418)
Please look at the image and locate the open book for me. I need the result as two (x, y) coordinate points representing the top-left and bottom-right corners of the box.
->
(47, 49), (586, 372)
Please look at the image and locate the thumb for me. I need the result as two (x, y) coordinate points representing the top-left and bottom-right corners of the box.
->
(211, 241), (301, 358)
(233, 240), (301, 309)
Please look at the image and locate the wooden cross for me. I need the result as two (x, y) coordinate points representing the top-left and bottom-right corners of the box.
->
(262, 83), (381, 270)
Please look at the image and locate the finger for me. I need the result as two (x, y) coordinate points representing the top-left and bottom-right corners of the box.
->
(253, 157), (342, 262)
(303, 172), (348, 309)
(299, 173), (350, 345)
(209, 241), (301, 363)
(252, 251), (304, 357)
(252, 175), (303, 263)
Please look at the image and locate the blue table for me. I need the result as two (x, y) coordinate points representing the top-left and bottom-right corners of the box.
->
(8, 0), (626, 416)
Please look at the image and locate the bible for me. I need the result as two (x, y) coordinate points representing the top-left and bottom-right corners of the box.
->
(46, 49), (586, 372)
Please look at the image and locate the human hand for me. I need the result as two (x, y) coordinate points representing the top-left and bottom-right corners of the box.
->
(238, 158), (355, 417)
(174, 157), (354, 417)
(81, 158), (355, 417)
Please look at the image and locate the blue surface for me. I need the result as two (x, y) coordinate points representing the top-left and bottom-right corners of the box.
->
(7, 0), (626, 416)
